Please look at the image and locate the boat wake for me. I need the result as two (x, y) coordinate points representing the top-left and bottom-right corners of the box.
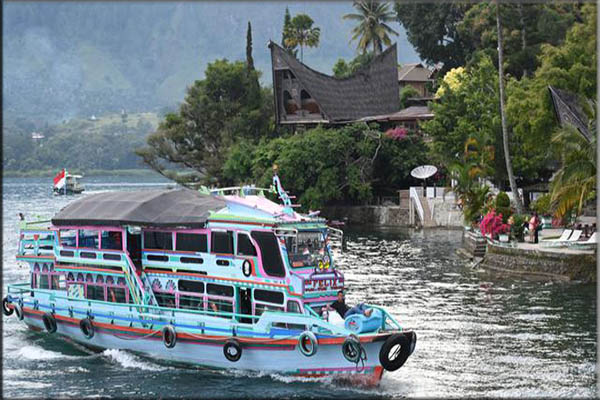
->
(16, 344), (81, 361)
(102, 349), (170, 371)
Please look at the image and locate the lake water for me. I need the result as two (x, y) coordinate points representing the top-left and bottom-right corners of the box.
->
(2, 176), (597, 398)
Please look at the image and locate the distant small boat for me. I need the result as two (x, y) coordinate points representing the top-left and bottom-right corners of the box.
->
(53, 168), (85, 195)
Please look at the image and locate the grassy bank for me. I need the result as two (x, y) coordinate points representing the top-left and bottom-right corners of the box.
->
(3, 168), (163, 178)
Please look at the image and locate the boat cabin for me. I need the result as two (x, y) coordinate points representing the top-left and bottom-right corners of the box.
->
(17, 187), (345, 324)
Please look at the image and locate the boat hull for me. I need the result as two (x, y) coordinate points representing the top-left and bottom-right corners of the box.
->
(18, 306), (393, 385)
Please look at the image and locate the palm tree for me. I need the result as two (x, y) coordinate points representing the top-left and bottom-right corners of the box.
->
(496, 0), (524, 214)
(550, 121), (596, 220)
(284, 14), (320, 62)
(343, 1), (398, 55)
(448, 160), (490, 225)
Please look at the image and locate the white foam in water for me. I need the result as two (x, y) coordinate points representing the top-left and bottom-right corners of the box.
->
(103, 349), (167, 371)
(16, 345), (77, 361)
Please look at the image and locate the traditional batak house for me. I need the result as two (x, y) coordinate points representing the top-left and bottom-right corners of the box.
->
(269, 41), (400, 128)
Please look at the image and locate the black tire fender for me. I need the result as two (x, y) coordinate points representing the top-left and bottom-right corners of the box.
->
(223, 339), (242, 362)
(342, 334), (361, 363)
(162, 325), (177, 349)
(298, 331), (318, 357)
(42, 312), (57, 334)
(80, 317), (94, 339)
(2, 297), (14, 316)
(14, 303), (24, 321)
(379, 332), (413, 372)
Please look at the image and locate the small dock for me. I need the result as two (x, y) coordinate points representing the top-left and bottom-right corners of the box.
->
(460, 229), (596, 283)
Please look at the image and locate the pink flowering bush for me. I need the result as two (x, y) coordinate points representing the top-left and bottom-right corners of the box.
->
(385, 127), (408, 140)
(479, 209), (510, 239)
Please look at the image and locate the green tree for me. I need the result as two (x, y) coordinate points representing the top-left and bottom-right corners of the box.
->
(505, 3), (596, 184)
(281, 7), (297, 57)
(550, 122), (596, 221)
(136, 59), (272, 186)
(284, 13), (320, 62)
(422, 55), (507, 186)
(396, 2), (579, 76)
(395, 2), (475, 72)
(448, 159), (490, 225)
(332, 52), (375, 78)
(332, 59), (350, 78)
(458, 3), (577, 79)
(399, 85), (420, 109)
(246, 21), (255, 71)
(344, 0), (398, 55)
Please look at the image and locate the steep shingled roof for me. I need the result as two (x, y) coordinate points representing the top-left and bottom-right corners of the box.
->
(397, 63), (434, 82)
(269, 41), (400, 123)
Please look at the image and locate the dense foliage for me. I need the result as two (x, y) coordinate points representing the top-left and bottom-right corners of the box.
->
(395, 2), (581, 76)
(221, 124), (428, 210)
(3, 114), (156, 173)
(332, 53), (376, 78)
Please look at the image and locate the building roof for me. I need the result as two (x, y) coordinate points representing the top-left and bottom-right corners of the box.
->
(52, 189), (226, 228)
(269, 41), (400, 123)
(358, 106), (434, 122)
(548, 85), (592, 142)
(398, 63), (435, 82)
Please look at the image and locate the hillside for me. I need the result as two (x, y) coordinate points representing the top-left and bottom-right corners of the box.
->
(3, 2), (420, 124)
(3, 112), (160, 174)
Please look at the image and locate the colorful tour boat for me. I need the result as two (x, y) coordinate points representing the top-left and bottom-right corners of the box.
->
(5, 174), (416, 385)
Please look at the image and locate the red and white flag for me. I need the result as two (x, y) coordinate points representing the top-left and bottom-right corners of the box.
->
(53, 168), (66, 189)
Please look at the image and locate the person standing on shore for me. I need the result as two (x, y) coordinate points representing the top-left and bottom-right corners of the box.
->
(529, 212), (540, 243)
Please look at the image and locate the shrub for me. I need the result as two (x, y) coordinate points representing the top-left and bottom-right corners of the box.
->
(480, 209), (510, 239)
(530, 193), (552, 216)
(509, 214), (527, 242)
(495, 191), (512, 223)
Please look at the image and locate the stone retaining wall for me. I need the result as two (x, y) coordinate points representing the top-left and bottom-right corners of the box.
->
(321, 206), (410, 226)
(481, 243), (596, 283)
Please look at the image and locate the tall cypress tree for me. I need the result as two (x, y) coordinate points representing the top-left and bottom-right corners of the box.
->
(246, 21), (255, 71)
(282, 7), (291, 48)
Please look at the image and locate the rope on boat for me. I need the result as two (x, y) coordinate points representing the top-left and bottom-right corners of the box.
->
(355, 343), (368, 372)
(185, 331), (297, 344)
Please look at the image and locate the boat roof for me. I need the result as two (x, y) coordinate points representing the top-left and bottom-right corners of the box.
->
(52, 189), (226, 228)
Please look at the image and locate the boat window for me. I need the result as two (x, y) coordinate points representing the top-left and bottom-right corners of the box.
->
(253, 289), (284, 305)
(78, 230), (99, 249)
(39, 274), (50, 289)
(155, 291), (176, 308)
(107, 287), (127, 303)
(251, 231), (285, 278)
(86, 285), (105, 301)
(207, 298), (233, 317)
(285, 231), (328, 268)
(254, 303), (284, 317)
(286, 300), (302, 314)
(179, 294), (203, 310)
(207, 283), (234, 297)
(59, 229), (77, 247)
(211, 231), (233, 254)
(178, 280), (204, 293)
(144, 231), (173, 251)
(237, 233), (257, 256)
(176, 233), (208, 253)
(101, 231), (123, 250)
(52, 274), (67, 290)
